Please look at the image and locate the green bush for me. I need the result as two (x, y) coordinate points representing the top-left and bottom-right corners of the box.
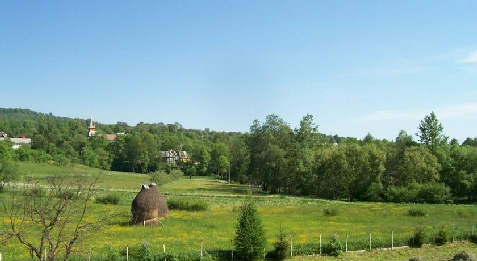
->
(167, 198), (208, 211)
(96, 194), (120, 205)
(103, 247), (122, 261)
(384, 183), (452, 204)
(409, 226), (426, 248)
(384, 184), (419, 203)
(408, 208), (427, 217)
(322, 234), (344, 256)
(323, 208), (339, 216)
(434, 226), (448, 246)
(149, 169), (184, 186)
(416, 182), (452, 204)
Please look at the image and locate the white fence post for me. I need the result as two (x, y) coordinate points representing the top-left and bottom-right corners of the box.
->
(126, 246), (129, 261)
(200, 240), (203, 257)
(369, 233), (372, 250)
(391, 231), (394, 250)
(319, 234), (322, 255)
(163, 243), (166, 253)
(346, 233), (348, 252)
(290, 236), (293, 257)
(0, 251), (2, 261)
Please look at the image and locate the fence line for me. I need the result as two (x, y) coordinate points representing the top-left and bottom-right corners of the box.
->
(286, 225), (476, 257)
(0, 225), (476, 260)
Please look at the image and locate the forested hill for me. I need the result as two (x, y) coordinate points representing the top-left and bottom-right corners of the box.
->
(2, 107), (477, 203)
(0, 108), (50, 121)
(0, 108), (87, 137)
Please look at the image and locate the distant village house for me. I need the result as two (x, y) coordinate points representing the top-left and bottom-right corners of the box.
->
(160, 150), (190, 164)
(0, 132), (31, 149)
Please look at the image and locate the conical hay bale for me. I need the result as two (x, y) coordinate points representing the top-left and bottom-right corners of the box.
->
(148, 184), (169, 217)
(131, 184), (169, 225)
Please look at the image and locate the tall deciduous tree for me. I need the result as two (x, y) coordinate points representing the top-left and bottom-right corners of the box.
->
(248, 115), (293, 193)
(416, 112), (448, 153)
(125, 134), (149, 173)
(211, 142), (230, 177)
(293, 114), (320, 195)
(191, 143), (211, 176)
(229, 135), (250, 183)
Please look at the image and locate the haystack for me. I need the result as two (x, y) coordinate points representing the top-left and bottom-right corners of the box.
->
(131, 183), (169, 226)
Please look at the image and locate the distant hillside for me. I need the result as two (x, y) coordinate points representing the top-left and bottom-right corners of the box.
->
(0, 108), (50, 122)
(0, 108), (89, 137)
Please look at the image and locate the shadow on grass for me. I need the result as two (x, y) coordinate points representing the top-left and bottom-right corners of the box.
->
(206, 249), (234, 261)
(193, 182), (268, 196)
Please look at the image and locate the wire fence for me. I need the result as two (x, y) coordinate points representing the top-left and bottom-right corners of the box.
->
(1, 225), (476, 260)
(290, 225), (476, 257)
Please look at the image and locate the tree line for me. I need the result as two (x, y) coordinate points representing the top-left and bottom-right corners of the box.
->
(1, 108), (477, 202)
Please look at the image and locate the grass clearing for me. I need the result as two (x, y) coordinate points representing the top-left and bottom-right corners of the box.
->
(1, 163), (477, 260)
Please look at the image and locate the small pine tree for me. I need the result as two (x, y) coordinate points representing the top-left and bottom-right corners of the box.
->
(409, 226), (426, 248)
(268, 225), (289, 260)
(234, 193), (266, 261)
(434, 226), (448, 246)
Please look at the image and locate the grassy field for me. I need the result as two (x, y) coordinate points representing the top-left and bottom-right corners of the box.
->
(1, 162), (477, 260)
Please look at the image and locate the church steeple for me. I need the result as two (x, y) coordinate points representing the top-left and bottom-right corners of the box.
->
(87, 115), (96, 137)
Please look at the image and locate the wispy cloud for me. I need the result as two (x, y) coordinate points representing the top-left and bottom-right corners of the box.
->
(462, 50), (477, 63)
(356, 103), (477, 122)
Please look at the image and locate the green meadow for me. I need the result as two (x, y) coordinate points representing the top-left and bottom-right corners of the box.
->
(1, 163), (477, 260)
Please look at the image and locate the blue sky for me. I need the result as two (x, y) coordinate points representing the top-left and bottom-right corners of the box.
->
(1, 1), (476, 142)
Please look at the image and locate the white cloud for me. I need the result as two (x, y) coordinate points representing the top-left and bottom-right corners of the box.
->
(462, 50), (477, 63)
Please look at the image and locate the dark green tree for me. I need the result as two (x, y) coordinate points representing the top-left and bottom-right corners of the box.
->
(234, 193), (266, 261)
(462, 137), (477, 147)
